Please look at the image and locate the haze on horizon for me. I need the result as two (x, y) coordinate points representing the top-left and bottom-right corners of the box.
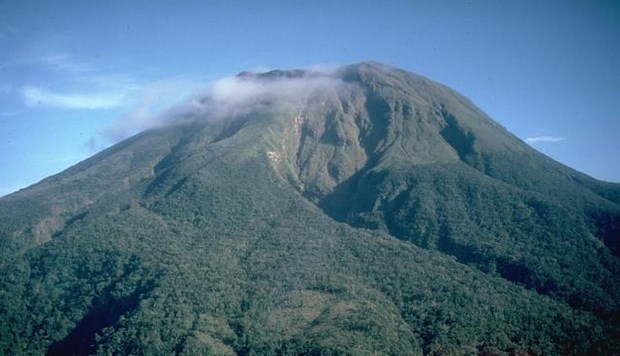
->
(1, 0), (619, 196)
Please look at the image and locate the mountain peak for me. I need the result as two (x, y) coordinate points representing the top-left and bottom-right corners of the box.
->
(237, 68), (311, 80)
(234, 61), (406, 82)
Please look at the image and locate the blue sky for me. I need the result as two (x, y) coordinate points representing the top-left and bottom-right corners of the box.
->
(1, 0), (619, 196)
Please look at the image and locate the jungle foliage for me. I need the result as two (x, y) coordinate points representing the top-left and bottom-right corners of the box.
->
(1, 62), (619, 355)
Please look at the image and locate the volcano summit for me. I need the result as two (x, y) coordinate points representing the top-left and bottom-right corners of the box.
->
(1, 62), (619, 354)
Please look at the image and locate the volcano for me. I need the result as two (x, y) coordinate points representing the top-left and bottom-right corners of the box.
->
(1, 62), (619, 354)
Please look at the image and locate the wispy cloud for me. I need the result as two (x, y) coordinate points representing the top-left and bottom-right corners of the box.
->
(102, 69), (346, 142)
(524, 135), (566, 144)
(0, 110), (20, 117)
(103, 68), (348, 142)
(7, 42), (140, 110)
(103, 76), (209, 141)
(22, 86), (125, 109)
(3, 37), (143, 107)
(35, 52), (144, 92)
(39, 53), (93, 73)
(196, 69), (344, 118)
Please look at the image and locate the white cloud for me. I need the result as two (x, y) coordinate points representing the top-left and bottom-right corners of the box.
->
(524, 135), (566, 144)
(22, 86), (125, 109)
(39, 53), (93, 73)
(198, 70), (345, 118)
(103, 68), (347, 142)
(10, 44), (146, 111)
(103, 76), (210, 141)
(0, 110), (20, 117)
(5, 41), (143, 107)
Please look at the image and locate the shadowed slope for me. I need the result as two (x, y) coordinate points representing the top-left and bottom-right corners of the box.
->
(259, 62), (620, 316)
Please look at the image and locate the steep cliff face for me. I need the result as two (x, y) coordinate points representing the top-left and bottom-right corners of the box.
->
(1, 62), (619, 354)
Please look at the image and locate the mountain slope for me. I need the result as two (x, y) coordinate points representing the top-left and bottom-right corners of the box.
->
(262, 62), (620, 315)
(0, 62), (619, 354)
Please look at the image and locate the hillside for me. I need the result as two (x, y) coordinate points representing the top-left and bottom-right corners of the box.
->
(1, 62), (619, 354)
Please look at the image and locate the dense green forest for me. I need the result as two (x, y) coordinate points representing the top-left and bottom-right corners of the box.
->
(1, 62), (618, 354)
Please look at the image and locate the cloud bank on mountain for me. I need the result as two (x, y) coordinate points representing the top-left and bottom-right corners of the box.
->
(104, 68), (346, 142)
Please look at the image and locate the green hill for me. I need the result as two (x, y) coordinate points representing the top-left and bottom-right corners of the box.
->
(1, 62), (618, 354)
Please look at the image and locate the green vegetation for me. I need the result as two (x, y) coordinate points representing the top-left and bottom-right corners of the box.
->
(0, 62), (618, 354)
